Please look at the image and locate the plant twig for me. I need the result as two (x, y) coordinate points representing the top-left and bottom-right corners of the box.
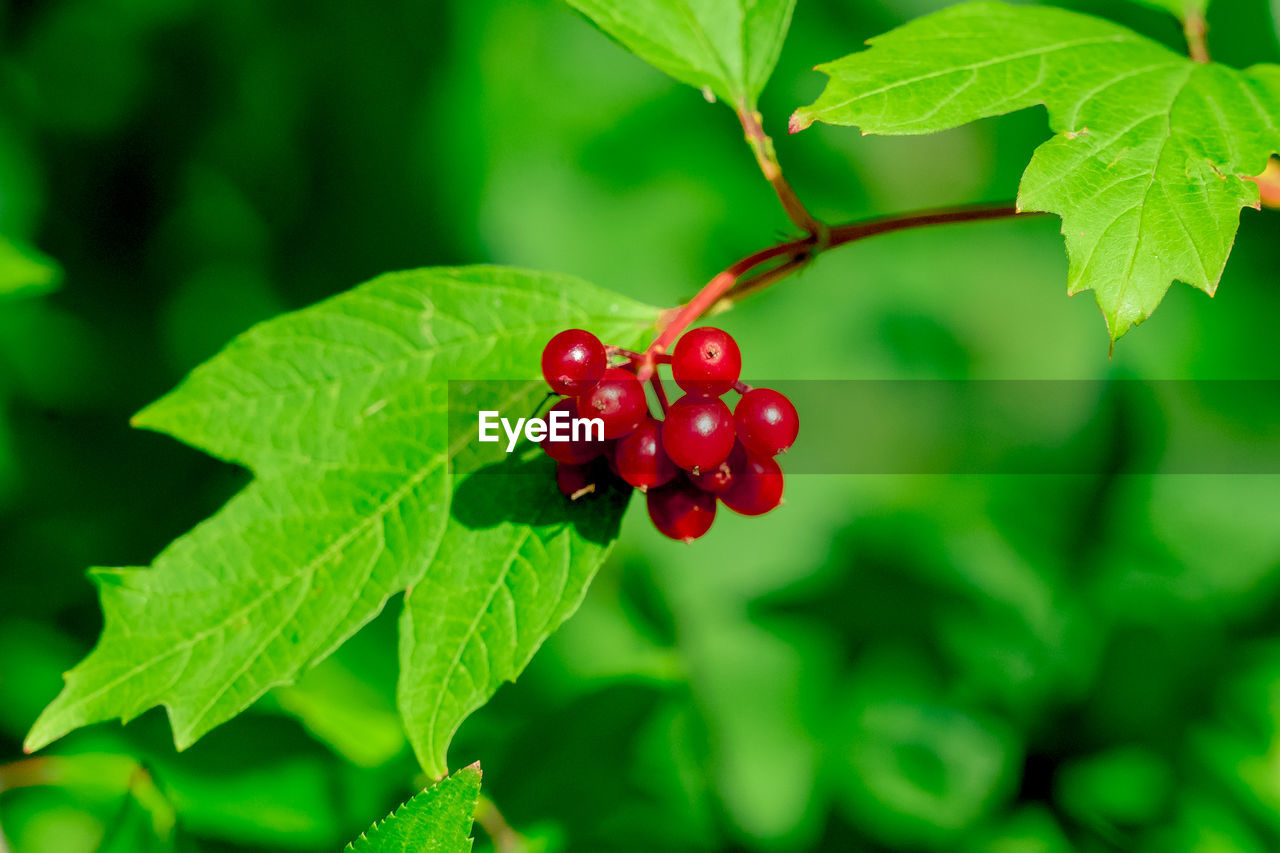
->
(1183, 10), (1210, 63)
(636, 240), (798, 380)
(714, 254), (812, 309)
(474, 794), (523, 853)
(643, 202), (1036, 364)
(0, 757), (52, 792)
(720, 203), (1026, 308)
(825, 202), (1026, 249)
(737, 106), (828, 242)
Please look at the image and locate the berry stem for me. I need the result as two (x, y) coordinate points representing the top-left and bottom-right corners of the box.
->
(641, 202), (1035, 369)
(714, 254), (811, 310)
(608, 346), (670, 367)
(732, 380), (754, 395)
(529, 391), (558, 420)
(737, 106), (827, 243)
(649, 373), (670, 415)
(637, 241), (796, 380)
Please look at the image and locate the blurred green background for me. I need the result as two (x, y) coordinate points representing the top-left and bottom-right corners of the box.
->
(3, 0), (1280, 850)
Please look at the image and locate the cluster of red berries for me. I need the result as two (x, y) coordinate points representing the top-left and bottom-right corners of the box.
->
(538, 326), (798, 542)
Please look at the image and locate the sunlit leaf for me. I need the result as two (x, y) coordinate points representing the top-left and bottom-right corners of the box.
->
(346, 764), (481, 853)
(26, 266), (658, 773)
(564, 0), (796, 107)
(792, 1), (1280, 339)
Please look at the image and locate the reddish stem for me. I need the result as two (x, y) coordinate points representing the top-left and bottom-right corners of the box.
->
(649, 373), (670, 415)
(640, 203), (1032, 370)
(637, 241), (796, 380)
(717, 255), (811, 309)
(825, 203), (1023, 248)
(608, 347), (669, 368)
(0, 757), (52, 791)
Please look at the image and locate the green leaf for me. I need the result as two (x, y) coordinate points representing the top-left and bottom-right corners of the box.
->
(400, 452), (634, 778)
(26, 266), (658, 761)
(791, 2), (1280, 340)
(1129, 0), (1208, 22)
(346, 764), (482, 853)
(0, 235), (61, 298)
(563, 0), (796, 108)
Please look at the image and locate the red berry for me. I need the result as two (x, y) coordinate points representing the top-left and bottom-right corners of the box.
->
(539, 398), (607, 464)
(542, 329), (606, 396)
(577, 366), (648, 439)
(720, 454), (784, 516)
(556, 461), (603, 500)
(647, 477), (717, 542)
(614, 417), (679, 491)
(671, 327), (741, 397)
(734, 388), (799, 457)
(689, 441), (746, 494)
(662, 394), (735, 473)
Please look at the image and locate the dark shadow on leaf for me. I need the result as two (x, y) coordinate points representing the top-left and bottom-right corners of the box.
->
(448, 450), (631, 547)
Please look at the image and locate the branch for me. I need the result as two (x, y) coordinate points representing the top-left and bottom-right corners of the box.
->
(637, 240), (797, 379)
(722, 202), (1034, 306)
(642, 202), (1037, 364)
(0, 757), (52, 792)
(1183, 11), (1210, 64)
(825, 202), (1025, 249)
(713, 254), (811, 310)
(474, 794), (524, 853)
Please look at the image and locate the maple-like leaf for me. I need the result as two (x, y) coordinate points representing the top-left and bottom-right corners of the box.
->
(26, 266), (657, 774)
(792, 1), (1280, 339)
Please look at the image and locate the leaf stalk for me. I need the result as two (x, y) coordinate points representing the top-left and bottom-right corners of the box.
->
(1183, 11), (1210, 63)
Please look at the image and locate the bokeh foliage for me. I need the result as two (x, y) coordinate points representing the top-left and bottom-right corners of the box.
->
(2, 0), (1280, 851)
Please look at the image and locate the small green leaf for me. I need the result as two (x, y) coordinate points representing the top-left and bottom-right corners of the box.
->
(26, 266), (658, 760)
(346, 764), (482, 853)
(792, 2), (1280, 340)
(564, 0), (796, 108)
